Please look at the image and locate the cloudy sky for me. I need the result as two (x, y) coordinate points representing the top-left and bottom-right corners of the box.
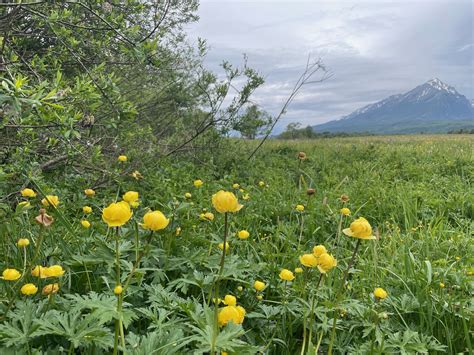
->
(186, 0), (473, 133)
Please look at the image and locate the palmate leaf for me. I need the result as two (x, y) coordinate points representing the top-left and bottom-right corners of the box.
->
(34, 308), (112, 349)
(127, 329), (192, 355)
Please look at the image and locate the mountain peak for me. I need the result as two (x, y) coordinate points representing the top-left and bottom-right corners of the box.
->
(426, 78), (457, 94)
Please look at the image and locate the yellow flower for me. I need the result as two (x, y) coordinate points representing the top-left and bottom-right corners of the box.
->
(232, 183), (240, 189)
(114, 285), (123, 295)
(295, 267), (303, 273)
(18, 201), (31, 209)
(237, 230), (250, 240)
(258, 181), (265, 187)
(31, 266), (48, 278)
(130, 201), (140, 208)
(142, 210), (169, 231)
(313, 245), (327, 257)
(237, 286), (243, 292)
(20, 283), (38, 296)
(185, 192), (192, 199)
(254, 280), (266, 291)
(300, 254), (318, 267)
(204, 212), (214, 221)
(42, 283), (59, 295)
(340, 207), (351, 216)
(296, 204), (305, 212)
(243, 194), (250, 200)
(1, 268), (21, 281)
(102, 201), (133, 227)
(343, 217), (375, 240)
(256, 294), (263, 301)
(193, 179), (203, 188)
(21, 188), (36, 198)
(224, 294), (237, 306)
(122, 191), (139, 203)
(373, 287), (388, 300)
(317, 253), (337, 274)
(218, 305), (245, 327)
(118, 155), (127, 162)
(82, 206), (92, 214)
(84, 188), (95, 197)
(212, 190), (243, 213)
(131, 170), (143, 180)
(218, 242), (230, 252)
(46, 265), (65, 277)
(239, 188), (244, 193)
(41, 195), (59, 208)
(17, 238), (30, 248)
(175, 227), (182, 236)
(81, 220), (91, 229)
(439, 282), (445, 288)
(279, 269), (295, 281)
(298, 151), (307, 160)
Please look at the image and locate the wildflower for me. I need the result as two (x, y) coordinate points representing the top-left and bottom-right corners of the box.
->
(340, 207), (351, 216)
(237, 230), (250, 240)
(193, 179), (203, 188)
(122, 191), (139, 203)
(82, 206), (92, 214)
(218, 242), (230, 252)
(17, 238), (30, 248)
(175, 227), (181, 236)
(32, 266), (48, 278)
(1, 268), (21, 281)
(41, 195), (59, 208)
(343, 217), (375, 240)
(258, 181), (265, 187)
(298, 151), (307, 160)
(42, 283), (59, 295)
(237, 286), (243, 292)
(35, 209), (54, 227)
(239, 188), (244, 193)
(279, 269), (295, 281)
(185, 192), (192, 199)
(114, 285), (123, 295)
(102, 201), (133, 227)
(232, 183), (240, 189)
(118, 155), (127, 162)
(306, 188), (316, 196)
(21, 188), (36, 198)
(296, 204), (305, 212)
(46, 265), (65, 277)
(131, 170), (143, 180)
(224, 294), (237, 306)
(203, 212), (214, 221)
(130, 201), (140, 208)
(81, 220), (91, 229)
(439, 282), (445, 288)
(340, 194), (350, 203)
(317, 253), (337, 273)
(243, 194), (250, 200)
(295, 267), (303, 273)
(313, 245), (327, 257)
(84, 189), (96, 197)
(18, 201), (31, 209)
(300, 254), (318, 267)
(218, 305), (246, 327)
(257, 295), (263, 300)
(142, 210), (169, 231)
(373, 287), (388, 300)
(254, 280), (266, 291)
(212, 190), (243, 213)
(21, 283), (38, 295)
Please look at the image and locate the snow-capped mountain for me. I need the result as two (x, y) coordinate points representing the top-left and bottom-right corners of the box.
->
(313, 78), (474, 134)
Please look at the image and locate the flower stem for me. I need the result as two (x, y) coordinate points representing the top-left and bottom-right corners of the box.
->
(302, 273), (324, 355)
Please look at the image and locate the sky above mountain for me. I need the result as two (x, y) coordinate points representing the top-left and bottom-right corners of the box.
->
(186, 0), (473, 133)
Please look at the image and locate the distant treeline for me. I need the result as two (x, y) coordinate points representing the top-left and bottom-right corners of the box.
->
(277, 124), (374, 139)
(447, 129), (474, 134)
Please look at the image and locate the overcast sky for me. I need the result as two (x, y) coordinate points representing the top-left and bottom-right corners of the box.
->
(186, 0), (473, 132)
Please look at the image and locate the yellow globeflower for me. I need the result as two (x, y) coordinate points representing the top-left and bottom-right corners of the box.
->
(130, 201), (140, 209)
(21, 283), (38, 296)
(203, 212), (214, 221)
(41, 195), (59, 208)
(218, 242), (230, 252)
(223, 294), (237, 306)
(42, 283), (59, 295)
(118, 155), (127, 162)
(185, 192), (192, 199)
(296, 204), (305, 212)
(243, 194), (250, 200)
(81, 220), (91, 229)
(254, 280), (266, 291)
(131, 170), (143, 180)
(439, 282), (445, 288)
(218, 305), (245, 327)
(300, 254), (318, 267)
(122, 191), (139, 203)
(237, 230), (250, 240)
(258, 181), (265, 187)
(212, 190), (243, 213)
(18, 201), (31, 209)
(46, 265), (65, 277)
(1, 268), (21, 281)
(84, 189), (95, 197)
(343, 217), (376, 240)
(17, 238), (30, 248)
(340, 207), (351, 216)
(142, 210), (169, 231)
(21, 188), (36, 198)
(373, 287), (388, 300)
(317, 253), (337, 274)
(175, 227), (182, 236)
(232, 183), (240, 189)
(313, 245), (327, 257)
(102, 201), (133, 227)
(31, 266), (48, 278)
(83, 206), (92, 214)
(193, 179), (203, 188)
(295, 267), (304, 274)
(114, 285), (123, 295)
(279, 269), (295, 281)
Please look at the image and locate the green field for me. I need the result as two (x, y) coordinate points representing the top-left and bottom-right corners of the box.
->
(1, 135), (473, 354)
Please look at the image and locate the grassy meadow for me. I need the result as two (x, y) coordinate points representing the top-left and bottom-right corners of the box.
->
(0, 134), (473, 354)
